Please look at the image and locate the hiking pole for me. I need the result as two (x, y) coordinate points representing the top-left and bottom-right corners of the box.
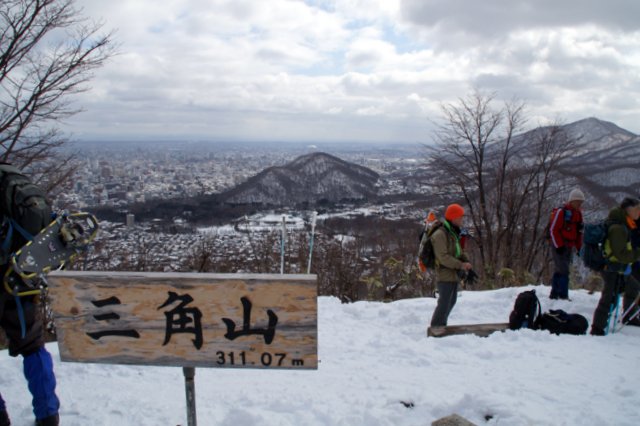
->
(604, 292), (620, 335)
(606, 275), (625, 335)
(615, 308), (640, 333)
(607, 293), (622, 335)
(617, 293), (640, 323)
(615, 294), (640, 333)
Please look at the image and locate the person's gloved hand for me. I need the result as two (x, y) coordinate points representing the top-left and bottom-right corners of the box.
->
(464, 269), (479, 286)
(555, 246), (566, 255)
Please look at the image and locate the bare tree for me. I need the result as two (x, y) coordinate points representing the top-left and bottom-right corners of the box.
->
(427, 91), (577, 284)
(183, 238), (217, 272)
(0, 0), (114, 192)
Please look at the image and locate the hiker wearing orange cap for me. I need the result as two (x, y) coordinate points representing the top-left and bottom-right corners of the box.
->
(429, 203), (474, 327)
(426, 210), (437, 224)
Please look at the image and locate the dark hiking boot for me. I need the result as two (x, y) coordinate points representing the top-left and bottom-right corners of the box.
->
(590, 327), (605, 336)
(35, 413), (58, 426)
(0, 409), (10, 426)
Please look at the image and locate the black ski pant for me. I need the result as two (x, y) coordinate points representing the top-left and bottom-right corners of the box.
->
(591, 271), (640, 333)
(431, 281), (458, 327)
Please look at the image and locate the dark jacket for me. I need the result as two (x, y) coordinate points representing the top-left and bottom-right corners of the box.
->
(431, 220), (469, 282)
(604, 207), (640, 270)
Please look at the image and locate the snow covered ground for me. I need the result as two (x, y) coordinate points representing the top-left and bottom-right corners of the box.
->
(2, 284), (639, 426)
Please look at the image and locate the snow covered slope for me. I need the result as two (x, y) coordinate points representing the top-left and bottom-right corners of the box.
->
(1, 285), (638, 426)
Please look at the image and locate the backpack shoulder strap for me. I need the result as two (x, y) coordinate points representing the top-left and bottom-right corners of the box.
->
(427, 221), (444, 237)
(533, 296), (542, 328)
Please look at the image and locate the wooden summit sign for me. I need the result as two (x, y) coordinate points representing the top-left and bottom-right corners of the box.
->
(47, 271), (317, 370)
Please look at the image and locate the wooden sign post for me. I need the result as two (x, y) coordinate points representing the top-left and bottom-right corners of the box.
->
(47, 271), (318, 425)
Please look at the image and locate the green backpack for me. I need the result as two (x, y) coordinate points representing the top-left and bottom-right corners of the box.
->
(0, 164), (52, 262)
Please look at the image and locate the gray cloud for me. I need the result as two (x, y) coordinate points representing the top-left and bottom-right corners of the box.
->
(400, 0), (640, 43)
(59, 0), (640, 143)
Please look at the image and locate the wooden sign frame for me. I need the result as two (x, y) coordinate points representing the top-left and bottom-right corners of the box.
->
(47, 271), (318, 370)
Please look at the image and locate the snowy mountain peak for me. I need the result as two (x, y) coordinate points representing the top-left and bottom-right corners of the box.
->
(510, 117), (640, 208)
(223, 152), (379, 206)
(563, 117), (636, 141)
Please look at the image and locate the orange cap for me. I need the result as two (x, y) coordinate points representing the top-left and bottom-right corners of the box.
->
(444, 203), (465, 221)
(426, 211), (436, 223)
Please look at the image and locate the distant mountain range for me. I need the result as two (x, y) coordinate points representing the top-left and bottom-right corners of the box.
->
(221, 152), (379, 206)
(555, 118), (640, 208)
(515, 117), (640, 209)
(95, 117), (639, 224)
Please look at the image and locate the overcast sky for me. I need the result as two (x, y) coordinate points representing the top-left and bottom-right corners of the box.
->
(63, 0), (640, 144)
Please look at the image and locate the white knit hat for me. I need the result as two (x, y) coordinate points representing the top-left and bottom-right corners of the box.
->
(568, 188), (585, 202)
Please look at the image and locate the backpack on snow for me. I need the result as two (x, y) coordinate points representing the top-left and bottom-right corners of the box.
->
(581, 221), (609, 271)
(508, 290), (541, 330)
(537, 309), (588, 335)
(417, 221), (443, 271)
(0, 164), (52, 263)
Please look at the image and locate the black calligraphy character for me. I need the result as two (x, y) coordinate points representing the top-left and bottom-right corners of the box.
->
(222, 297), (278, 344)
(158, 292), (203, 350)
(86, 296), (141, 340)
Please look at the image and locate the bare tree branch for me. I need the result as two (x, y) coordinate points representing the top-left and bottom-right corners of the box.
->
(0, 0), (114, 190)
(425, 92), (578, 284)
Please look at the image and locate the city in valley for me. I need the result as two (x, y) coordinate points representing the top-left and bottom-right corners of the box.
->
(63, 140), (431, 298)
(59, 140), (426, 210)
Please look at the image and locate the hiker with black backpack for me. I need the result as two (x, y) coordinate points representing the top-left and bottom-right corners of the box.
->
(548, 188), (585, 300)
(590, 197), (640, 336)
(429, 203), (475, 327)
(0, 164), (60, 426)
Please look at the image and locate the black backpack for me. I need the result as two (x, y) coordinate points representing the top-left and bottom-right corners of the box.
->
(0, 164), (52, 262)
(581, 221), (609, 271)
(417, 221), (443, 270)
(508, 290), (541, 330)
(538, 309), (588, 335)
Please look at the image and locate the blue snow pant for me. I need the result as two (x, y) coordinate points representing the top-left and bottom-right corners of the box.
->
(0, 294), (60, 420)
(551, 248), (572, 299)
